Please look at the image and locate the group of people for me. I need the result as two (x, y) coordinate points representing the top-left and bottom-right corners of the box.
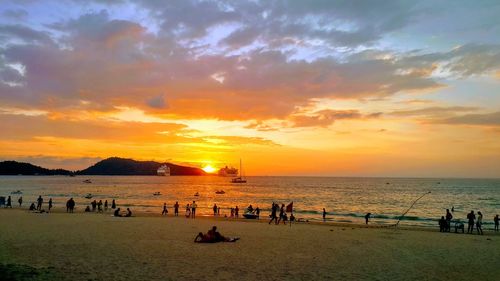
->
(269, 202), (294, 225)
(439, 208), (499, 235)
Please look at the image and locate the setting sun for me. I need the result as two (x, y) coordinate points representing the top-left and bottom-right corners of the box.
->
(202, 165), (217, 173)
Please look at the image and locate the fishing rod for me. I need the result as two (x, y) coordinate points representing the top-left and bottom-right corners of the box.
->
(395, 191), (431, 228)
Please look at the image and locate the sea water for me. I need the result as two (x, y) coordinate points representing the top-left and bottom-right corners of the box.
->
(0, 176), (498, 228)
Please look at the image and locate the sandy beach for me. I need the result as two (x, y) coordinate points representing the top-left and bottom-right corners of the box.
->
(0, 209), (499, 281)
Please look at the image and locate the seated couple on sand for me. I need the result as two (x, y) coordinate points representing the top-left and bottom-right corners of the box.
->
(114, 208), (132, 217)
(194, 226), (239, 243)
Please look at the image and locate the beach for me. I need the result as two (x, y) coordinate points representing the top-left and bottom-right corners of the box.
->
(1, 208), (499, 281)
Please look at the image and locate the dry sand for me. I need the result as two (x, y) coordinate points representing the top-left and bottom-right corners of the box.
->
(0, 208), (499, 281)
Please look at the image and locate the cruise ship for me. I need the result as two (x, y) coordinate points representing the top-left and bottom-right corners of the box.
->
(218, 166), (238, 177)
(157, 165), (170, 176)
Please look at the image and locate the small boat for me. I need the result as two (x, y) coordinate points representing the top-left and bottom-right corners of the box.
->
(243, 212), (258, 219)
(83, 179), (92, 183)
(153, 192), (161, 196)
(84, 193), (93, 199)
(11, 190), (22, 195)
(215, 190), (225, 194)
(194, 192), (199, 197)
(230, 159), (247, 183)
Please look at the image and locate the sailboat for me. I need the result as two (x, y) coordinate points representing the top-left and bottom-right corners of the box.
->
(231, 159), (247, 183)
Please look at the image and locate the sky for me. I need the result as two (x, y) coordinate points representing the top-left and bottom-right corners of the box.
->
(0, 0), (499, 177)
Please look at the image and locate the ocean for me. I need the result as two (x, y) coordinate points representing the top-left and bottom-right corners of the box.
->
(1, 176), (498, 228)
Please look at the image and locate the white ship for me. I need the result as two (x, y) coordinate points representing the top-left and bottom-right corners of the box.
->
(218, 166), (238, 177)
(157, 165), (170, 176)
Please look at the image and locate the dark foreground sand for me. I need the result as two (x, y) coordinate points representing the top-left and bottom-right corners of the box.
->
(0, 209), (499, 281)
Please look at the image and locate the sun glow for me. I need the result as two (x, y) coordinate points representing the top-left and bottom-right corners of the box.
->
(202, 164), (217, 173)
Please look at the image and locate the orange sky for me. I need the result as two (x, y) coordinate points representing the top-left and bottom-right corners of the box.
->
(0, 1), (500, 177)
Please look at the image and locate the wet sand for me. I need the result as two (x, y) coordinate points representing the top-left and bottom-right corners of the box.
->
(0, 208), (499, 281)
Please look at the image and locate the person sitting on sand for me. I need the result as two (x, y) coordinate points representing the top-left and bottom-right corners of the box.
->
(85, 206), (91, 212)
(439, 216), (446, 232)
(125, 208), (132, 217)
(114, 208), (122, 217)
(365, 213), (371, 225)
(29, 202), (36, 211)
(495, 215), (499, 232)
(194, 226), (239, 243)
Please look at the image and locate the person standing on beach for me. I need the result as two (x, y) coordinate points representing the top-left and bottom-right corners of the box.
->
(217, 206), (220, 216)
(174, 201), (179, 216)
(18, 196), (22, 207)
(48, 198), (53, 212)
(476, 211), (483, 235)
(277, 204), (285, 224)
(445, 209), (453, 232)
(256, 207), (260, 219)
(66, 197), (75, 213)
(494, 215), (499, 232)
(235, 206), (239, 218)
(213, 204), (218, 216)
(6, 196), (12, 208)
(104, 200), (108, 211)
(185, 203), (191, 218)
(162, 203), (168, 215)
(37, 195), (43, 211)
(111, 199), (116, 209)
(439, 216), (446, 232)
(322, 208), (327, 222)
(191, 201), (197, 219)
(269, 203), (278, 224)
(467, 210), (475, 234)
(365, 213), (371, 225)
(97, 200), (103, 212)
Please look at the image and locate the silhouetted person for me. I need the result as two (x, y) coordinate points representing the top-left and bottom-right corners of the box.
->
(91, 200), (97, 212)
(194, 226), (239, 243)
(277, 204), (285, 224)
(97, 200), (103, 212)
(111, 199), (116, 209)
(476, 211), (483, 235)
(445, 209), (453, 232)
(213, 204), (218, 216)
(322, 208), (326, 221)
(269, 203), (278, 224)
(85, 206), (91, 212)
(6, 196), (12, 208)
(365, 213), (371, 225)
(191, 201), (197, 218)
(114, 208), (122, 217)
(439, 216), (446, 232)
(125, 208), (132, 217)
(235, 206), (239, 218)
(162, 203), (168, 215)
(217, 206), (220, 215)
(495, 215), (499, 232)
(451, 206), (454, 213)
(256, 207), (260, 219)
(247, 205), (253, 213)
(467, 210), (475, 234)
(104, 200), (108, 211)
(18, 196), (22, 207)
(37, 195), (43, 211)
(230, 208), (234, 217)
(48, 198), (53, 212)
(174, 201), (179, 216)
(66, 197), (75, 213)
(29, 203), (36, 211)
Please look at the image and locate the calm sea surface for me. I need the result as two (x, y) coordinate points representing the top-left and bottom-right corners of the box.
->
(1, 176), (499, 228)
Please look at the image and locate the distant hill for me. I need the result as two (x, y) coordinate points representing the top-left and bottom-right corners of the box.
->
(0, 161), (71, 175)
(77, 157), (206, 176)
